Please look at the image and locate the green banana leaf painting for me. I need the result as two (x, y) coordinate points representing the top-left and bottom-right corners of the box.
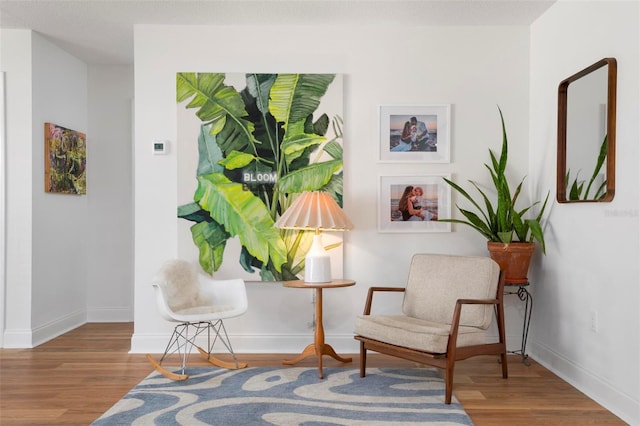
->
(177, 73), (343, 281)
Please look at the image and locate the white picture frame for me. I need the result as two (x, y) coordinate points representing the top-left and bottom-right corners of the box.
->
(379, 104), (451, 163)
(378, 174), (452, 233)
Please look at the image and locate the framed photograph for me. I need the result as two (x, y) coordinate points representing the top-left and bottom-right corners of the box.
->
(378, 175), (451, 233)
(379, 105), (451, 163)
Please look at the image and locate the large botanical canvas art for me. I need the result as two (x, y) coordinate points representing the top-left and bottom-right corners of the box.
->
(44, 122), (87, 195)
(177, 73), (343, 281)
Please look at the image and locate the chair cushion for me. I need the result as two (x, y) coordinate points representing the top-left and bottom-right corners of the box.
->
(158, 260), (203, 312)
(355, 314), (487, 354)
(175, 305), (233, 316)
(403, 254), (499, 329)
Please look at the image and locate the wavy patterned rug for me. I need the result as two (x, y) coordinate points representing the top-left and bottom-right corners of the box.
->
(93, 367), (473, 425)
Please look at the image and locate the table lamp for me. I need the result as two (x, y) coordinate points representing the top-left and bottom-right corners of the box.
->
(274, 191), (353, 283)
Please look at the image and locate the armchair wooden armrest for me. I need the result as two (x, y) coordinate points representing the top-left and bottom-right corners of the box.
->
(363, 286), (405, 315)
(450, 297), (501, 336)
(447, 295), (506, 362)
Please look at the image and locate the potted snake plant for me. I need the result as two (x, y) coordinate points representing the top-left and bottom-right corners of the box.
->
(440, 107), (549, 284)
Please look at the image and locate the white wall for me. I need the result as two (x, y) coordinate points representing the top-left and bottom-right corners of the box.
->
(1, 29), (34, 347)
(1, 31), (135, 346)
(131, 24), (533, 353)
(86, 65), (134, 322)
(30, 33), (89, 345)
(529, 1), (639, 424)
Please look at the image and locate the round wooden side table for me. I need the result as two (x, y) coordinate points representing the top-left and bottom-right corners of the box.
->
(282, 279), (355, 378)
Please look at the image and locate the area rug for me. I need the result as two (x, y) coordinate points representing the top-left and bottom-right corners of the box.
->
(93, 367), (473, 425)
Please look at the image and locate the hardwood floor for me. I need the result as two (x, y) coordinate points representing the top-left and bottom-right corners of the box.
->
(0, 323), (626, 425)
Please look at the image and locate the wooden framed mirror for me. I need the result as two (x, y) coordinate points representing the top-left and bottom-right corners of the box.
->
(557, 57), (617, 203)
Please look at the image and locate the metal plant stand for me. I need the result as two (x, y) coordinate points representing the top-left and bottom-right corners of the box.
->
(504, 282), (533, 366)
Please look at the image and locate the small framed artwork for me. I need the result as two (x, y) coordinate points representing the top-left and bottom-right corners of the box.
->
(44, 122), (87, 195)
(379, 104), (451, 163)
(378, 174), (451, 233)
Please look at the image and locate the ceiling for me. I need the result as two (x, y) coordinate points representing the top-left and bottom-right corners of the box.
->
(0, 0), (555, 65)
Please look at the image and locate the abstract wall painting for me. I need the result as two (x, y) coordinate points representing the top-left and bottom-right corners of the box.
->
(44, 123), (87, 195)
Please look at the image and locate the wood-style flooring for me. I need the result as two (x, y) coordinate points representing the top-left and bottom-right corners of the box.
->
(0, 323), (626, 425)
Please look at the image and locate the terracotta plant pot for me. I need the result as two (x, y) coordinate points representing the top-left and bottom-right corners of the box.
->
(487, 242), (535, 285)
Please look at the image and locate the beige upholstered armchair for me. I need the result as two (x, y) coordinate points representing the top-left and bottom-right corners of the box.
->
(354, 253), (508, 404)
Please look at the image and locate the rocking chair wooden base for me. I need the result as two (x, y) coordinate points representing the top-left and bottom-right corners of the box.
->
(146, 353), (189, 381)
(146, 347), (247, 381)
(197, 346), (248, 369)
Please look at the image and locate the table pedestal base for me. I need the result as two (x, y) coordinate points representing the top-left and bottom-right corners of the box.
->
(281, 281), (355, 379)
(283, 343), (352, 379)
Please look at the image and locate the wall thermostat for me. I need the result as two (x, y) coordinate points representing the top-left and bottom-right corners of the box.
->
(153, 139), (169, 155)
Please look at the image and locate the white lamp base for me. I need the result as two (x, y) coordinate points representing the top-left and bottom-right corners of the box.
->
(304, 234), (332, 283)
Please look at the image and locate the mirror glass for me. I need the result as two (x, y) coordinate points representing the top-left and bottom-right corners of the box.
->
(557, 58), (617, 202)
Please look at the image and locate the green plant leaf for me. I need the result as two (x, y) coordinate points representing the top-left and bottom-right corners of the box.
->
(332, 114), (344, 139)
(239, 246), (261, 274)
(526, 219), (546, 254)
(195, 173), (287, 272)
(323, 140), (343, 160)
(196, 124), (225, 177)
(269, 74), (336, 129)
(246, 74), (277, 115)
(281, 121), (326, 165)
(497, 106), (508, 175)
(511, 208), (528, 242)
(439, 216), (494, 241)
(190, 221), (229, 274)
(594, 181), (607, 200)
(456, 178), (495, 229)
(313, 113), (330, 136)
(177, 73), (225, 107)
(219, 150), (256, 170)
(177, 202), (211, 223)
(535, 192), (550, 222)
(277, 159), (343, 194)
(177, 72), (259, 156)
(570, 178), (583, 200)
(497, 231), (513, 244)
(458, 208), (494, 237)
(584, 134), (607, 199)
(321, 173), (344, 206)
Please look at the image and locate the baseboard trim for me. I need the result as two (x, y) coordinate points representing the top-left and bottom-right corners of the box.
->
(32, 310), (87, 347)
(530, 341), (638, 425)
(2, 310), (87, 348)
(2, 328), (34, 348)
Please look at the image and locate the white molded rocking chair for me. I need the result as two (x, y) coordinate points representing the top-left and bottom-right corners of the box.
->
(146, 260), (248, 380)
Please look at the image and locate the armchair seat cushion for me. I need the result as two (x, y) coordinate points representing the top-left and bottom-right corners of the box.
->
(355, 314), (487, 354)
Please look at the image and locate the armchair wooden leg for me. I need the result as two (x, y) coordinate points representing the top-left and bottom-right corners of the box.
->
(359, 341), (367, 377)
(444, 364), (455, 405)
(500, 352), (508, 378)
